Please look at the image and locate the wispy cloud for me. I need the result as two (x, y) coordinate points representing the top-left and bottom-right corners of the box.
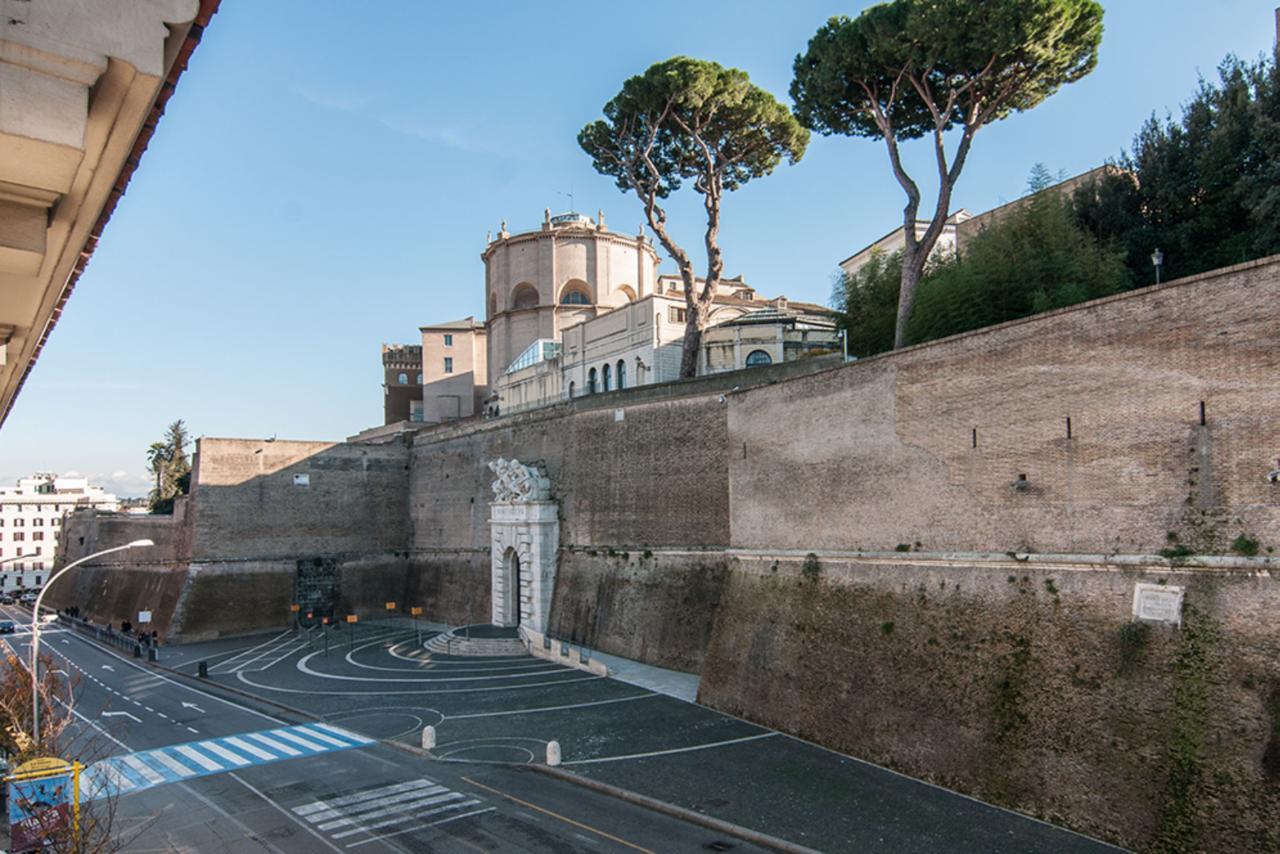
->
(293, 86), (373, 112)
(379, 114), (493, 154)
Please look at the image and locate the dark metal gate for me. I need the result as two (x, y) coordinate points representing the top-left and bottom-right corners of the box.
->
(295, 557), (339, 618)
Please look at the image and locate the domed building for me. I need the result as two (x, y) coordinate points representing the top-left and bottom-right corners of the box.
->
(482, 209), (659, 382)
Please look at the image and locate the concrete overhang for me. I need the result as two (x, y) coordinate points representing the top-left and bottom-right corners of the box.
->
(0, 0), (220, 429)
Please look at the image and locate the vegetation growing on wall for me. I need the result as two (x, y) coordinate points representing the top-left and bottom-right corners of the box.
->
(1155, 602), (1220, 852)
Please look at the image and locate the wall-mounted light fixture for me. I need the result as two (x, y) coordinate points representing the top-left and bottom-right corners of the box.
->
(1268, 458), (1280, 484)
(1012, 473), (1030, 492)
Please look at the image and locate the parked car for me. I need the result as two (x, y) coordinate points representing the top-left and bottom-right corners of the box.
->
(0, 621), (14, 634)
(0, 595), (13, 605)
(19, 593), (36, 604)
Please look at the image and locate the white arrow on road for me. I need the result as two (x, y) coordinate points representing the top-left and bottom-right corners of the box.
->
(101, 665), (114, 672)
(181, 702), (206, 713)
(101, 711), (141, 723)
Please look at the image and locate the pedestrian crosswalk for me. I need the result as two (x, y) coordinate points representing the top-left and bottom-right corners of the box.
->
(81, 723), (375, 800)
(291, 777), (492, 848)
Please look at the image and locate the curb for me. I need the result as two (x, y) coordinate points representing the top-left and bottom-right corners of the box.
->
(528, 764), (823, 854)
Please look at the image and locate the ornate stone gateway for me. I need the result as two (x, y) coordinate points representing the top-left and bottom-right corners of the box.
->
(487, 459), (558, 632)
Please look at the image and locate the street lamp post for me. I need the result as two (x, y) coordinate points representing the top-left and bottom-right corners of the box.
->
(30, 539), (153, 750)
(1151, 247), (1164, 285)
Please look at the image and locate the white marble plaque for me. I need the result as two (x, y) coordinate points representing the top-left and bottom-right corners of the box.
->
(1132, 583), (1184, 626)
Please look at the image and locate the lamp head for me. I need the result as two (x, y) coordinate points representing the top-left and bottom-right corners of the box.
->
(1151, 248), (1164, 267)
(127, 539), (155, 548)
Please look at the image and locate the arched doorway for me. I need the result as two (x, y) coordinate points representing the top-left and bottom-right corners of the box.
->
(501, 547), (521, 627)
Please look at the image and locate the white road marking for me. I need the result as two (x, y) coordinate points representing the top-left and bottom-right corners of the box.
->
(102, 711), (141, 723)
(324, 792), (466, 834)
(238, 670), (602, 696)
(243, 732), (301, 756)
(305, 785), (448, 824)
(562, 731), (779, 765)
(303, 724), (373, 747)
(143, 749), (198, 779)
(341, 804), (491, 846)
(198, 741), (251, 767)
(271, 728), (326, 752)
(224, 736), (275, 761)
(230, 772), (344, 854)
(294, 780), (440, 816)
(120, 754), (166, 786)
(175, 745), (223, 772)
(447, 691), (657, 720)
(187, 726), (199, 734)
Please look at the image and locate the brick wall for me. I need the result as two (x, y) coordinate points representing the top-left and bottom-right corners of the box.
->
(729, 255), (1280, 556)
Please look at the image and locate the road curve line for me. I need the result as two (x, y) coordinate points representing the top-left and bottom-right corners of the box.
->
(561, 731), (779, 765)
(238, 669), (603, 696)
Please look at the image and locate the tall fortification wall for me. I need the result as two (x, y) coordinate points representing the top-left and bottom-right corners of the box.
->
(47, 254), (1280, 850)
(727, 255), (1279, 555)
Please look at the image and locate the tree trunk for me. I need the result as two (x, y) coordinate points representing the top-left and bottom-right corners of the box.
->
(677, 263), (704, 378)
(894, 245), (925, 349)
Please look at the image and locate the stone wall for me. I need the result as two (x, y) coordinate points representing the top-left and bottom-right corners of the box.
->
(47, 500), (194, 637)
(728, 256), (1280, 556)
(698, 552), (1280, 853)
(547, 548), (729, 673)
(191, 437), (411, 560)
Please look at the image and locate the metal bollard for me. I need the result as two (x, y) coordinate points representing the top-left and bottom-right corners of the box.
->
(197, 661), (208, 678)
(546, 740), (561, 767)
(133, 643), (142, 658)
(148, 647), (158, 662)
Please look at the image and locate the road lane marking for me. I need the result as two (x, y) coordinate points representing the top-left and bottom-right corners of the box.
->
(560, 731), (779, 765)
(462, 776), (654, 853)
(343, 807), (496, 849)
(446, 692), (658, 720)
(230, 772), (344, 854)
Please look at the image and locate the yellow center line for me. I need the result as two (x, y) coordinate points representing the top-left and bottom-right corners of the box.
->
(462, 775), (656, 854)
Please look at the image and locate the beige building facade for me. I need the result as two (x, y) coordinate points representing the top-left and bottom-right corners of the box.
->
(700, 301), (839, 374)
(482, 210), (660, 384)
(420, 317), (486, 423)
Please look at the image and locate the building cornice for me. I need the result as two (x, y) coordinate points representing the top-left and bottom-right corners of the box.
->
(480, 226), (660, 264)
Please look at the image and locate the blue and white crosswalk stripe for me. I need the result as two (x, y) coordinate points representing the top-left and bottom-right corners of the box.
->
(81, 723), (375, 801)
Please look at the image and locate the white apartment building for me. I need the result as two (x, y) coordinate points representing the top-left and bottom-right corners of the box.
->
(0, 474), (118, 591)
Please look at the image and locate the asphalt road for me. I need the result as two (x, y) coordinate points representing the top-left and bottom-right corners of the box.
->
(0, 607), (773, 853)
(157, 618), (1123, 854)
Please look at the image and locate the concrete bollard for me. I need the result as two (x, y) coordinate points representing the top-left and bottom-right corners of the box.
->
(422, 725), (436, 750)
(546, 740), (561, 767)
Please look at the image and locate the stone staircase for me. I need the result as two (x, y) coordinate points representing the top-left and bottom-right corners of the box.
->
(424, 625), (526, 657)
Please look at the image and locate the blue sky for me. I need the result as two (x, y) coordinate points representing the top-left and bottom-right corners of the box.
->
(1, 1), (1275, 497)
